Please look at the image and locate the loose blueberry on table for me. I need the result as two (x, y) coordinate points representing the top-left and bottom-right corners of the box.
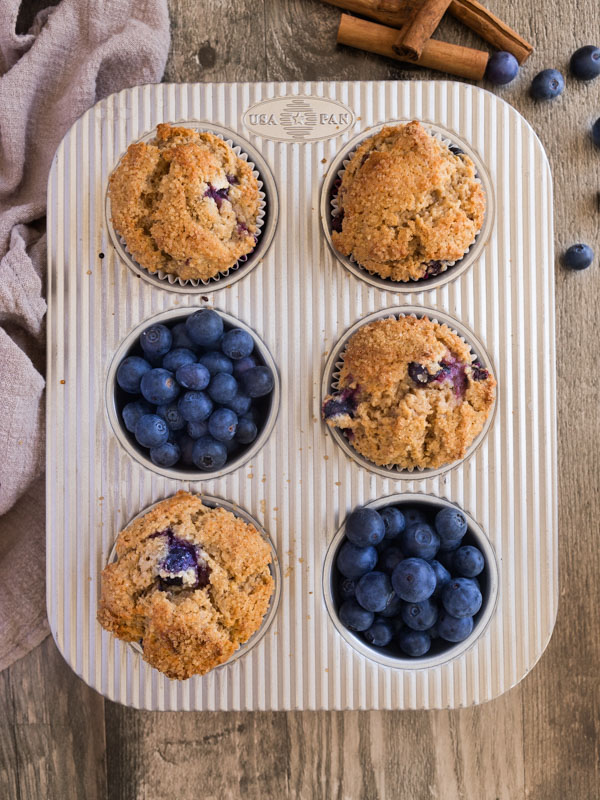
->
(115, 309), (275, 470)
(333, 502), (487, 659)
(530, 69), (564, 100)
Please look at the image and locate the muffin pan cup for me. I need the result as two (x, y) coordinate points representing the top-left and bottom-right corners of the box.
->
(322, 305), (497, 480)
(105, 122), (279, 294)
(323, 493), (499, 670)
(47, 80), (558, 710)
(107, 495), (282, 670)
(106, 307), (281, 481)
(320, 121), (494, 293)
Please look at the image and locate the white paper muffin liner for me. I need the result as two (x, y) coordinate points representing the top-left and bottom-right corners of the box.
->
(322, 306), (497, 480)
(322, 121), (493, 292)
(106, 123), (275, 292)
(104, 494), (281, 673)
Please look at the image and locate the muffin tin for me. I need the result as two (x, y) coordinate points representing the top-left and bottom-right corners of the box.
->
(46, 80), (558, 710)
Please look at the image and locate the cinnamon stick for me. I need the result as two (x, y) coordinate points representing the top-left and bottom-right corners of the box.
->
(393, 0), (452, 61)
(447, 0), (532, 64)
(323, 0), (533, 64)
(323, 0), (420, 28)
(338, 13), (489, 80)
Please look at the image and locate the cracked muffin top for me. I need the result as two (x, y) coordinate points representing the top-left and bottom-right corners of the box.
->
(97, 491), (274, 680)
(322, 316), (496, 470)
(108, 123), (261, 282)
(331, 121), (485, 282)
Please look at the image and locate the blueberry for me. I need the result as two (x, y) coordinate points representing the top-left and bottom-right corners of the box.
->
(208, 373), (238, 405)
(178, 434), (195, 465)
(170, 322), (195, 349)
(408, 362), (433, 385)
(122, 399), (152, 432)
(403, 508), (427, 527)
(429, 559), (451, 598)
(345, 508), (385, 547)
(162, 539), (196, 574)
(199, 351), (234, 376)
(378, 592), (403, 618)
(339, 599), (374, 632)
(435, 507), (467, 550)
(397, 628), (431, 657)
(116, 356), (152, 393)
(235, 417), (258, 444)
(355, 571), (394, 612)
(570, 45), (600, 80)
(485, 51), (519, 85)
(134, 414), (169, 448)
(453, 546), (485, 578)
(191, 435), (228, 471)
(363, 618), (393, 647)
(233, 355), (258, 379)
(187, 420), (208, 439)
(593, 118), (600, 149)
(401, 523), (440, 560)
(241, 366), (274, 398)
(442, 578), (482, 618)
(378, 546), (404, 574)
(379, 506), (405, 539)
(157, 402), (186, 431)
(178, 391), (213, 423)
(162, 348), (196, 372)
(221, 328), (254, 360)
(176, 362), (211, 391)
(140, 368), (180, 405)
(140, 324), (172, 359)
(185, 309), (224, 347)
(336, 541), (378, 579)
(437, 610), (474, 643)
(391, 558), (436, 603)
(224, 391), (252, 416)
(208, 408), (238, 441)
(338, 578), (357, 601)
(562, 243), (594, 271)
(530, 69), (564, 100)
(401, 598), (438, 631)
(149, 441), (181, 468)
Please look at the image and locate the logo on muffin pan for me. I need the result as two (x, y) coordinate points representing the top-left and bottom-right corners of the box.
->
(242, 96), (355, 142)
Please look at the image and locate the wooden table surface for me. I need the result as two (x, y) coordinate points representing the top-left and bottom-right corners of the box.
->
(2, 1), (599, 798)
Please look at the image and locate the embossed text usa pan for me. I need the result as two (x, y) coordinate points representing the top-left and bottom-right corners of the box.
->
(47, 81), (557, 710)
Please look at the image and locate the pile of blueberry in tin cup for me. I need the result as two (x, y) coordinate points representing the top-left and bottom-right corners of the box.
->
(115, 309), (275, 471)
(333, 502), (488, 659)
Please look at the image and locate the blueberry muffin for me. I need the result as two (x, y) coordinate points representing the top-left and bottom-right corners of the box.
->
(109, 123), (261, 282)
(331, 121), (485, 282)
(322, 316), (495, 470)
(97, 491), (274, 680)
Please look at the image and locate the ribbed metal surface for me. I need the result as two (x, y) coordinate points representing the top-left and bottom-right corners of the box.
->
(46, 81), (557, 710)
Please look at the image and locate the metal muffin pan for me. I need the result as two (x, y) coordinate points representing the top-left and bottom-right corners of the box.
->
(107, 495), (281, 667)
(323, 493), (499, 670)
(106, 307), (281, 481)
(320, 120), (495, 294)
(105, 121), (279, 294)
(47, 80), (557, 710)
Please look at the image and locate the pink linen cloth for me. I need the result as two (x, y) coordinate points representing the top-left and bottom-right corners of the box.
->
(0, 0), (170, 671)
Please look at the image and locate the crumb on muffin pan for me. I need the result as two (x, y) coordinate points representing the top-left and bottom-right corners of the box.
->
(98, 491), (277, 680)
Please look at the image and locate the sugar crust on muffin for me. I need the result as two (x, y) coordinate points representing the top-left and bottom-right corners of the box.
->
(322, 316), (496, 470)
(97, 491), (274, 680)
(331, 121), (485, 282)
(108, 123), (261, 282)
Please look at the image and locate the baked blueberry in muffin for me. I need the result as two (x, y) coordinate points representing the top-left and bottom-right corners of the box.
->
(97, 491), (274, 679)
(331, 121), (485, 282)
(109, 123), (261, 282)
(323, 316), (495, 470)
